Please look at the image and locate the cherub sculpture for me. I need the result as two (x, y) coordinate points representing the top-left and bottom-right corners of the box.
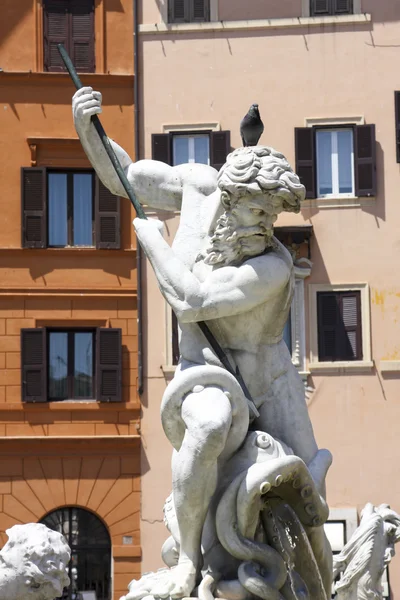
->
(0, 522), (70, 600)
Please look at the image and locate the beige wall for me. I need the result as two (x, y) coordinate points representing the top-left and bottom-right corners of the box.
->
(138, 0), (400, 591)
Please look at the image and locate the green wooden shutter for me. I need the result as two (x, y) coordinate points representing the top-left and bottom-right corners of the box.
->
(339, 292), (362, 360)
(95, 176), (121, 249)
(169, 0), (188, 23)
(21, 168), (47, 249)
(354, 124), (376, 197)
(317, 293), (338, 361)
(191, 0), (210, 21)
(152, 134), (172, 164)
(96, 329), (122, 402)
(210, 131), (230, 171)
(310, 0), (330, 16)
(333, 0), (353, 14)
(295, 128), (316, 199)
(70, 0), (95, 73)
(21, 329), (47, 403)
(43, 0), (69, 72)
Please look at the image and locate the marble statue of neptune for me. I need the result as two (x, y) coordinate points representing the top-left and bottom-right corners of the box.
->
(73, 87), (333, 600)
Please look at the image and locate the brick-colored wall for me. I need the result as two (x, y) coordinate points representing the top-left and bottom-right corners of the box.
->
(0, 1), (141, 598)
(0, 438), (141, 599)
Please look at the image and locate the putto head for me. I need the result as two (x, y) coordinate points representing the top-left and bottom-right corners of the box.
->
(204, 146), (305, 268)
(0, 523), (70, 600)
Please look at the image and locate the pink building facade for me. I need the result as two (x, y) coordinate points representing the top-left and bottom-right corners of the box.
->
(138, 1), (400, 595)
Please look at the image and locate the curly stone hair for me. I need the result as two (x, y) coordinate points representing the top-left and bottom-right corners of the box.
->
(2, 523), (70, 599)
(217, 145), (305, 213)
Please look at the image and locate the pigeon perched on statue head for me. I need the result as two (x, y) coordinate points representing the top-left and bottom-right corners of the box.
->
(240, 104), (264, 147)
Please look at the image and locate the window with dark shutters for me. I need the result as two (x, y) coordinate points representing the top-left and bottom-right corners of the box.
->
(21, 168), (47, 248)
(210, 131), (231, 171)
(395, 92), (400, 163)
(317, 291), (362, 362)
(43, 0), (95, 72)
(295, 128), (316, 199)
(96, 329), (122, 402)
(354, 124), (376, 197)
(169, 0), (210, 23)
(310, 0), (353, 15)
(21, 329), (47, 402)
(95, 177), (121, 249)
(151, 131), (230, 170)
(21, 168), (120, 249)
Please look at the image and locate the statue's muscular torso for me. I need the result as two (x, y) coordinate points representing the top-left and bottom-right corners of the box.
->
(171, 182), (295, 404)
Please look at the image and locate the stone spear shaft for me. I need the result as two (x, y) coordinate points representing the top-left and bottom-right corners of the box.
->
(57, 43), (259, 419)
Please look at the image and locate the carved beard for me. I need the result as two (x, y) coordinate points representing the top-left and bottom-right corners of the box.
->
(204, 210), (273, 268)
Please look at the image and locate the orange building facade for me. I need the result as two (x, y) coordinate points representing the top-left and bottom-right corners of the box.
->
(0, 1), (140, 599)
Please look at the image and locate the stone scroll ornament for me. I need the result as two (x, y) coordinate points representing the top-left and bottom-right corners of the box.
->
(0, 522), (70, 600)
(332, 503), (400, 600)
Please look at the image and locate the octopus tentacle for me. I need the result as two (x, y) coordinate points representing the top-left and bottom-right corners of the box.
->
(216, 471), (287, 600)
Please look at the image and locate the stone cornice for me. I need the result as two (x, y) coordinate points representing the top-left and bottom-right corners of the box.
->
(0, 71), (134, 87)
(0, 435), (141, 457)
(139, 13), (371, 35)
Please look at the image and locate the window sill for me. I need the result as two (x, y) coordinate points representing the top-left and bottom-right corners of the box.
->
(162, 364), (177, 378)
(139, 13), (371, 35)
(380, 360), (400, 373)
(309, 360), (374, 373)
(302, 195), (375, 209)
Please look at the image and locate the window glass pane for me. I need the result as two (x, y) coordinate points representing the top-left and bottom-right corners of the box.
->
(48, 173), (68, 246)
(173, 137), (189, 166)
(73, 174), (93, 246)
(283, 311), (292, 353)
(316, 131), (333, 195)
(337, 129), (353, 194)
(194, 136), (210, 165)
(49, 332), (68, 399)
(74, 332), (93, 398)
(324, 521), (346, 552)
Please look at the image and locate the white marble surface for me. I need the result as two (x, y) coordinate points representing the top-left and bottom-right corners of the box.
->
(73, 88), (333, 600)
(333, 503), (400, 600)
(0, 523), (70, 600)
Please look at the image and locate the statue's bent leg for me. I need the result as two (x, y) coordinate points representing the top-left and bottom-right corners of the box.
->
(153, 386), (232, 599)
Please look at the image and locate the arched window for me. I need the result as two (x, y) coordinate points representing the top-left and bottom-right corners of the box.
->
(41, 507), (111, 600)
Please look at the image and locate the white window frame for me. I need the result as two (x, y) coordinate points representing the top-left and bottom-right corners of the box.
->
(308, 283), (373, 372)
(316, 128), (355, 199)
(172, 134), (210, 166)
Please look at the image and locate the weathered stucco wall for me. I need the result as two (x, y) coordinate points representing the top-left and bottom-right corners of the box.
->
(138, 0), (400, 591)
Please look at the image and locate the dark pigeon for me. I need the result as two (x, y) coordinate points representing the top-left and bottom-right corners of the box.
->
(240, 104), (264, 147)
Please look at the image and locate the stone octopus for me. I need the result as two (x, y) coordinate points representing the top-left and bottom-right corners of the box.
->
(122, 366), (332, 600)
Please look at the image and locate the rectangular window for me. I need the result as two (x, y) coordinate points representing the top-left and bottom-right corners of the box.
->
(317, 291), (362, 362)
(172, 135), (210, 166)
(21, 168), (120, 249)
(21, 328), (122, 403)
(310, 0), (353, 17)
(316, 129), (354, 197)
(43, 0), (95, 73)
(48, 171), (94, 247)
(169, 0), (210, 23)
(48, 330), (94, 400)
(295, 124), (376, 199)
(152, 130), (230, 172)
